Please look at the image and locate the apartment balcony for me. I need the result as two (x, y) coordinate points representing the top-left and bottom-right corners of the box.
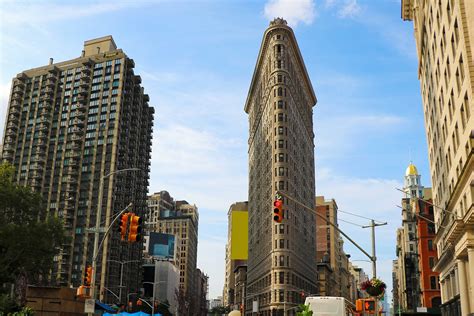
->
(32, 155), (46, 163)
(12, 86), (24, 94)
(39, 94), (52, 102)
(45, 79), (56, 87)
(30, 163), (41, 170)
(31, 172), (43, 180)
(71, 127), (84, 135)
(39, 117), (50, 124)
(79, 79), (89, 87)
(30, 179), (42, 187)
(73, 118), (84, 126)
(65, 185), (77, 192)
(44, 87), (55, 95)
(37, 139), (47, 147)
(143, 94), (150, 102)
(5, 128), (16, 137)
(46, 72), (57, 80)
(134, 75), (142, 84)
(70, 134), (82, 142)
(4, 136), (15, 144)
(66, 167), (78, 176)
(69, 159), (79, 166)
(37, 131), (48, 139)
(11, 93), (22, 101)
(7, 122), (18, 130)
(37, 124), (49, 132)
(78, 88), (88, 95)
(10, 106), (20, 116)
(11, 100), (21, 108)
(8, 114), (19, 124)
(3, 151), (13, 159)
(81, 67), (91, 75)
(77, 94), (87, 102)
(74, 110), (85, 118)
(3, 144), (15, 153)
(14, 80), (25, 89)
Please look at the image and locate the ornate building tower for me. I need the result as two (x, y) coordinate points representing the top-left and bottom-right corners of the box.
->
(244, 18), (317, 315)
(404, 163), (424, 199)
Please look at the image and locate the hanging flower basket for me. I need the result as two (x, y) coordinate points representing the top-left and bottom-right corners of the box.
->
(361, 278), (386, 297)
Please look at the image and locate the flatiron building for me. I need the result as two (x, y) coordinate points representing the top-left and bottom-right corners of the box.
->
(245, 18), (318, 315)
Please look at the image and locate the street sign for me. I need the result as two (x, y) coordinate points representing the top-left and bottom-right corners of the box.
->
(252, 300), (258, 312)
(85, 298), (95, 313)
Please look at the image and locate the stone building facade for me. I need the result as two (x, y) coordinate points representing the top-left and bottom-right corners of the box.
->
(245, 18), (318, 315)
(401, 1), (474, 314)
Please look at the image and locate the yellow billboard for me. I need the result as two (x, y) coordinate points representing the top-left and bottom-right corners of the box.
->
(230, 211), (248, 260)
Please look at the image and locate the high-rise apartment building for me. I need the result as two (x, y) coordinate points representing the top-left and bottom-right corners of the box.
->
(223, 201), (248, 309)
(146, 191), (199, 314)
(245, 18), (317, 315)
(401, 1), (474, 314)
(1, 36), (153, 301)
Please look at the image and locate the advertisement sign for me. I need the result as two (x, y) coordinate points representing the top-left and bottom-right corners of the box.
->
(148, 232), (175, 260)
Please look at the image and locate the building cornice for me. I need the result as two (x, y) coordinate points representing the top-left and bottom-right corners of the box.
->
(244, 22), (317, 114)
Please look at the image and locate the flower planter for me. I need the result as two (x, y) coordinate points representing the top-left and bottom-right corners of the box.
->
(365, 286), (384, 297)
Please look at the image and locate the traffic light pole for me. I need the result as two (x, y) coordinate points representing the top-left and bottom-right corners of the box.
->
(89, 167), (139, 312)
(276, 190), (388, 316)
(276, 190), (374, 262)
(89, 201), (133, 314)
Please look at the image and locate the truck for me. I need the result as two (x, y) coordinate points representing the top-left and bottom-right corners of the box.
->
(304, 296), (356, 316)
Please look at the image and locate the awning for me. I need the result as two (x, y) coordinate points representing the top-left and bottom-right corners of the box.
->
(95, 300), (118, 313)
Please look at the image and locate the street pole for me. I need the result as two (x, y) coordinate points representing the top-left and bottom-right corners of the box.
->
(362, 219), (387, 316)
(89, 167), (140, 308)
(107, 260), (141, 303)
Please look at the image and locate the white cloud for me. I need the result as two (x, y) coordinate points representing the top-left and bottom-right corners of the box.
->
(264, 0), (316, 27)
(338, 0), (361, 18)
(149, 123), (248, 212)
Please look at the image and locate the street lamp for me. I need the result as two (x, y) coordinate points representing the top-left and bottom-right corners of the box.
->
(143, 281), (167, 316)
(107, 259), (141, 303)
(89, 168), (141, 307)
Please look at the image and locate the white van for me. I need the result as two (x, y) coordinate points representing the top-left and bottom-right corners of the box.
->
(304, 296), (355, 316)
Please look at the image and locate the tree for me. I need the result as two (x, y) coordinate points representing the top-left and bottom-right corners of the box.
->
(0, 162), (68, 308)
(209, 305), (230, 315)
(296, 304), (313, 316)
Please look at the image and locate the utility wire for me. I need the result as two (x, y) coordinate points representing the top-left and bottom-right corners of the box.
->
(337, 209), (386, 224)
(315, 203), (385, 224)
(338, 218), (365, 227)
(395, 205), (447, 228)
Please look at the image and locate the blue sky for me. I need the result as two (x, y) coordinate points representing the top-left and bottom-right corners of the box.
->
(0, 0), (431, 302)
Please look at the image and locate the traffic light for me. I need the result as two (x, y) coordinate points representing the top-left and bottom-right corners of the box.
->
(364, 299), (376, 313)
(118, 212), (129, 240)
(84, 265), (92, 286)
(128, 213), (142, 242)
(273, 195), (283, 223)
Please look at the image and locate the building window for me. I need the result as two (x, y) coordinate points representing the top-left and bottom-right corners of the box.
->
(428, 239), (434, 251)
(429, 257), (435, 269)
(430, 276), (437, 289)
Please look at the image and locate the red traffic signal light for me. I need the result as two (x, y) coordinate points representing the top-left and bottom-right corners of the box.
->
(364, 300), (376, 313)
(273, 198), (283, 223)
(128, 213), (142, 242)
(84, 265), (92, 286)
(118, 212), (129, 240)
